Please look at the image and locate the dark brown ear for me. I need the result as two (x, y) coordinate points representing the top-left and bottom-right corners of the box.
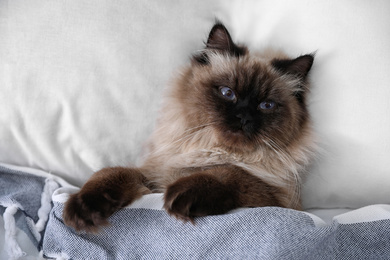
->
(193, 22), (247, 65)
(206, 23), (246, 56)
(272, 54), (314, 79)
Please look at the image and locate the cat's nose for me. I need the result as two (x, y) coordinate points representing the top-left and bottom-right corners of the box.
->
(236, 113), (252, 125)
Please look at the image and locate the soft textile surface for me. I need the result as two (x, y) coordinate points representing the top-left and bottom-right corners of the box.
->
(0, 164), (62, 259)
(1, 165), (390, 260)
(0, 0), (220, 186)
(1, 0), (390, 209)
(45, 202), (390, 259)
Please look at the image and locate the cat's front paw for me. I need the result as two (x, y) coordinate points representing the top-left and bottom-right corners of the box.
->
(163, 174), (238, 222)
(63, 189), (121, 233)
(63, 167), (151, 232)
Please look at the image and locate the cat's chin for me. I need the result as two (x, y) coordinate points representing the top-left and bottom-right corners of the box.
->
(218, 129), (258, 152)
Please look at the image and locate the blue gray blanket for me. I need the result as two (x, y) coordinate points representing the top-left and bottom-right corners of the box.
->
(1, 165), (390, 259)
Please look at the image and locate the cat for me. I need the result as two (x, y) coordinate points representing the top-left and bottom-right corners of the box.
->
(63, 22), (316, 233)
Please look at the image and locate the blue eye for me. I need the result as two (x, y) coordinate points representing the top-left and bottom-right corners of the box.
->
(259, 101), (276, 110)
(219, 86), (237, 102)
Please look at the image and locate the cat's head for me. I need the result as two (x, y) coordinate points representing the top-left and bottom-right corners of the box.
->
(175, 23), (314, 153)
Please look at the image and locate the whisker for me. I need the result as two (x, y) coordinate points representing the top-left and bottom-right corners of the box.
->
(182, 122), (216, 134)
(261, 134), (302, 208)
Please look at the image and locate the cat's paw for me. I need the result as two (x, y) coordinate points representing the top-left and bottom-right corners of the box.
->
(62, 167), (151, 232)
(163, 174), (238, 222)
(63, 189), (122, 233)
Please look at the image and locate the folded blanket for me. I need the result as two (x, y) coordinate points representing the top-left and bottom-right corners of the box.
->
(0, 164), (60, 259)
(1, 164), (390, 259)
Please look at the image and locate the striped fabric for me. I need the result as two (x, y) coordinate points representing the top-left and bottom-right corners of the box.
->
(1, 165), (390, 260)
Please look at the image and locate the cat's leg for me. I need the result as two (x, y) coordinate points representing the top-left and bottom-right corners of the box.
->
(63, 167), (151, 233)
(164, 165), (283, 222)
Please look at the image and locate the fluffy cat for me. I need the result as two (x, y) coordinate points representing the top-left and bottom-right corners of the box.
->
(63, 22), (316, 232)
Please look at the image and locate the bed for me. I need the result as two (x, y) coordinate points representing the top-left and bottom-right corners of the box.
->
(1, 1), (390, 259)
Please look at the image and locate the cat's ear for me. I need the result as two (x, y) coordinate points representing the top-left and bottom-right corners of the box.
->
(206, 23), (246, 56)
(272, 54), (314, 79)
(272, 54), (314, 103)
(193, 22), (247, 65)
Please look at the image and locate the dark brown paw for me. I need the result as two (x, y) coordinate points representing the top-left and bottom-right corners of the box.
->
(63, 190), (122, 233)
(163, 174), (238, 222)
(62, 167), (151, 233)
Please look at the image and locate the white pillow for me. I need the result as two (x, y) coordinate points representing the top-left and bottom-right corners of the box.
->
(1, 0), (389, 209)
(0, 0), (222, 186)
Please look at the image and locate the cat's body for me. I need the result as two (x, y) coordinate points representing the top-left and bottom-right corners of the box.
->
(64, 23), (316, 232)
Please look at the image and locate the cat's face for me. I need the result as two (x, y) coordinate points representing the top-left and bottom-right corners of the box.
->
(176, 23), (314, 152)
